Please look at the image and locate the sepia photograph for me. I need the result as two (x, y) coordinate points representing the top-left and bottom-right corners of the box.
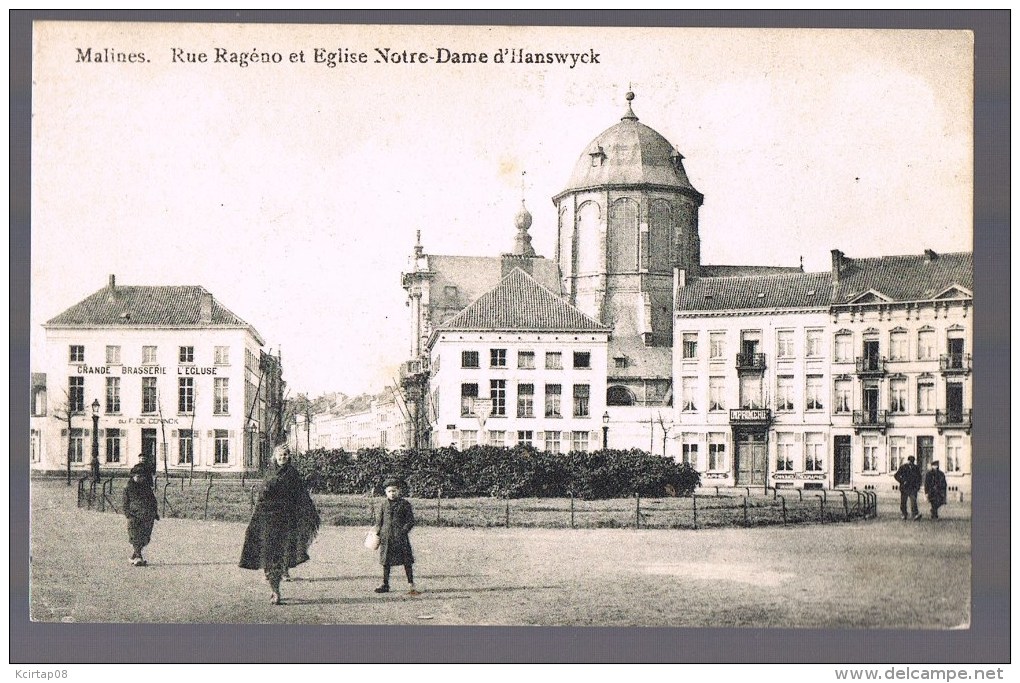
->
(13, 12), (1008, 666)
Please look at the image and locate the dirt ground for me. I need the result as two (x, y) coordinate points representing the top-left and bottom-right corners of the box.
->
(27, 479), (970, 628)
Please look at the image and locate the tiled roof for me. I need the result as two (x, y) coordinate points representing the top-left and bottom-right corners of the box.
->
(45, 284), (259, 336)
(437, 267), (610, 333)
(832, 252), (972, 304)
(677, 271), (833, 312)
(701, 264), (804, 277)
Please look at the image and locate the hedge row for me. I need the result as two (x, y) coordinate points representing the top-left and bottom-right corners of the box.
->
(291, 446), (700, 500)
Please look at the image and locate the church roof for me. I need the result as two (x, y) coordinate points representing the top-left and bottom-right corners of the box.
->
(556, 92), (701, 200)
(435, 267), (610, 334)
(45, 281), (262, 341)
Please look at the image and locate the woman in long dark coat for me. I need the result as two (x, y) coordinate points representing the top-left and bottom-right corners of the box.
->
(123, 462), (159, 566)
(373, 478), (419, 595)
(240, 445), (320, 605)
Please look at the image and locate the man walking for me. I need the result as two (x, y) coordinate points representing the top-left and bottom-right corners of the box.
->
(893, 455), (923, 520)
(923, 460), (948, 520)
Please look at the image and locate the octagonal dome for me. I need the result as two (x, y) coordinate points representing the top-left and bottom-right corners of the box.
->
(557, 93), (701, 199)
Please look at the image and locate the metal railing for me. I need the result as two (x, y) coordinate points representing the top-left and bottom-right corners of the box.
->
(855, 356), (887, 375)
(939, 353), (971, 373)
(936, 409), (972, 428)
(735, 352), (766, 372)
(852, 410), (890, 428)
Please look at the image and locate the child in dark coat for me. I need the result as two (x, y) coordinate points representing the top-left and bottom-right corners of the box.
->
(373, 478), (419, 595)
(123, 462), (159, 566)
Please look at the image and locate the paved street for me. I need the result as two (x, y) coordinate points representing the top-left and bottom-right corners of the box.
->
(29, 479), (970, 628)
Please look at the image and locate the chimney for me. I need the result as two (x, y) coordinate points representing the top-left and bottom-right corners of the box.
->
(108, 274), (116, 292)
(200, 291), (213, 323)
(830, 249), (846, 283)
(924, 248), (938, 262)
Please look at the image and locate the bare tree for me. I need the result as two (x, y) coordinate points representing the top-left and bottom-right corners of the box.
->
(655, 410), (675, 458)
(50, 390), (77, 486)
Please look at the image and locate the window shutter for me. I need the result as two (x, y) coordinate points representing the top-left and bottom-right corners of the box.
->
(794, 433), (802, 442)
(451, 430), (460, 444)
(589, 430), (599, 444)
(536, 431), (545, 442)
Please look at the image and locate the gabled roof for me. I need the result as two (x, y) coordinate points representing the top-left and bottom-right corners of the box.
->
(832, 252), (973, 304)
(676, 271), (832, 312)
(435, 267), (610, 334)
(45, 283), (261, 341)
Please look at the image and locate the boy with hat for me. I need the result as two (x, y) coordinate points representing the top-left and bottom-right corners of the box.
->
(123, 461), (160, 566)
(373, 478), (419, 595)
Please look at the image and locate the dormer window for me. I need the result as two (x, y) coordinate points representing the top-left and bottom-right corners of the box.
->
(670, 148), (685, 171)
(589, 144), (606, 167)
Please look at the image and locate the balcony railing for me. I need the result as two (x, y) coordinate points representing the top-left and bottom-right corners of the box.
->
(735, 352), (766, 372)
(939, 353), (972, 374)
(852, 410), (890, 432)
(855, 356), (887, 376)
(936, 409), (972, 431)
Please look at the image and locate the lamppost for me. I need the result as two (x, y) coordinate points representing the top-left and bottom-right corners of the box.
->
(90, 398), (101, 481)
(602, 411), (610, 450)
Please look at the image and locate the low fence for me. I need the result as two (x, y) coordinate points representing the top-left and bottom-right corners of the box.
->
(76, 474), (878, 530)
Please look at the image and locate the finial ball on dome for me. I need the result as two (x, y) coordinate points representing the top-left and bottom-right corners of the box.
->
(625, 90), (635, 102)
(514, 202), (533, 230)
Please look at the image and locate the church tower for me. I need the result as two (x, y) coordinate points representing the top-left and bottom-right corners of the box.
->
(552, 91), (704, 405)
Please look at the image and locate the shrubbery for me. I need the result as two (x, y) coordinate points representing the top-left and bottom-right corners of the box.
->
(292, 446), (700, 500)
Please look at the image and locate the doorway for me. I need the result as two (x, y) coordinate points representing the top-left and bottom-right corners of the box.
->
(833, 435), (851, 487)
(141, 428), (157, 465)
(946, 382), (964, 422)
(863, 339), (880, 371)
(916, 435), (934, 471)
(735, 431), (767, 486)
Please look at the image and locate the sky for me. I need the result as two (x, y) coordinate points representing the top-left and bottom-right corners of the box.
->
(31, 23), (973, 398)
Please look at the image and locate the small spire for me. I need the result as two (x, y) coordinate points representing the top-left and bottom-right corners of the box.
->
(413, 229), (423, 259)
(622, 88), (638, 121)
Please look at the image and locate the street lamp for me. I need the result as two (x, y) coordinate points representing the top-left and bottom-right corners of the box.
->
(90, 398), (101, 481)
(602, 411), (610, 450)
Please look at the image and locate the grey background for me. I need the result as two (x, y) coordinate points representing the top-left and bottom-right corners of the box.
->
(10, 10), (1009, 664)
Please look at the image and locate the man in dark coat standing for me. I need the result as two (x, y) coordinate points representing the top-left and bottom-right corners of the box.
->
(240, 445), (320, 605)
(893, 455), (923, 520)
(373, 478), (419, 595)
(923, 460), (948, 519)
(123, 462), (159, 566)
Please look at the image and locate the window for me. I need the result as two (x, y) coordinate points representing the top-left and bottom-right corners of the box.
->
(214, 346), (230, 365)
(460, 383), (478, 416)
(488, 430), (506, 448)
(178, 377), (195, 414)
(214, 430), (229, 464)
(573, 351), (591, 369)
(69, 428), (84, 463)
(945, 435), (963, 473)
(776, 432), (795, 472)
(105, 428), (122, 463)
(740, 375), (763, 409)
(106, 345), (121, 365)
(545, 352), (563, 369)
(777, 330), (794, 359)
(105, 377), (121, 414)
(805, 329), (823, 358)
(682, 332), (698, 359)
(69, 376), (85, 413)
(544, 431), (562, 453)
(179, 346), (195, 363)
(572, 384), (590, 418)
(681, 377), (698, 412)
(917, 330), (935, 361)
(571, 431), (590, 453)
(461, 351), (480, 368)
(917, 381), (935, 413)
(776, 376), (794, 412)
(709, 332), (725, 360)
(516, 431), (534, 447)
(834, 332), (852, 363)
(889, 378), (908, 413)
(681, 433), (699, 467)
(889, 436), (908, 471)
(460, 430), (478, 450)
(862, 435), (880, 473)
(214, 377), (229, 414)
(490, 348), (507, 368)
(142, 377), (158, 414)
(178, 429), (194, 465)
(708, 377), (725, 412)
(805, 375), (824, 411)
(517, 383), (535, 418)
(142, 346), (158, 364)
(834, 379), (852, 414)
(889, 331), (908, 361)
(32, 386), (47, 417)
(614, 357), (628, 369)
(708, 433), (727, 471)
(518, 351), (535, 369)
(443, 285), (458, 303)
(490, 380), (506, 416)
(69, 345), (85, 363)
(544, 384), (562, 417)
(804, 432), (825, 471)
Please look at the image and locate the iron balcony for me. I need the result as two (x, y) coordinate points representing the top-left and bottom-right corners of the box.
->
(855, 356), (887, 376)
(936, 409), (972, 432)
(852, 410), (890, 433)
(939, 353), (971, 374)
(735, 352), (766, 373)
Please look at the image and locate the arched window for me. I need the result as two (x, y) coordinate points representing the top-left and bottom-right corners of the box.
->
(649, 200), (672, 272)
(608, 198), (638, 272)
(576, 201), (601, 274)
(606, 385), (636, 406)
